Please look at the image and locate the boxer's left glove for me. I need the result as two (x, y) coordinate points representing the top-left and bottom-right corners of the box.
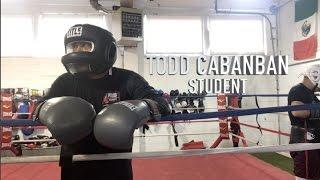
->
(94, 100), (160, 150)
(36, 97), (96, 145)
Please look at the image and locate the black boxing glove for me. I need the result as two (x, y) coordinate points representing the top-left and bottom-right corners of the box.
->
(32, 101), (46, 120)
(94, 100), (159, 150)
(143, 99), (161, 121)
(170, 90), (175, 97)
(37, 97), (96, 145)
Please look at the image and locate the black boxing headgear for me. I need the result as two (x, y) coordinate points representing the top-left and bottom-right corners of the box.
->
(61, 24), (117, 76)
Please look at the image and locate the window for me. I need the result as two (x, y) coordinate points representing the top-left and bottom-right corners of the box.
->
(35, 14), (107, 57)
(145, 16), (203, 54)
(1, 16), (34, 57)
(209, 16), (264, 54)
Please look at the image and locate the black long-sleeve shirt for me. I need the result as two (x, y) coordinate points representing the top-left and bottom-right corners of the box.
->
(288, 83), (320, 128)
(45, 67), (170, 114)
(44, 67), (170, 180)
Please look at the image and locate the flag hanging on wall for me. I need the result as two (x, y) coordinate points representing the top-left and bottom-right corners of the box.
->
(294, 0), (318, 61)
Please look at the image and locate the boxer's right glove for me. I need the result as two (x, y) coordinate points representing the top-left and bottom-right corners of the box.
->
(36, 97), (96, 145)
(94, 100), (156, 150)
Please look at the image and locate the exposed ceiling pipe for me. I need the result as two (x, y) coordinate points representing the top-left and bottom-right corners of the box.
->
(89, 0), (114, 13)
(278, 0), (293, 9)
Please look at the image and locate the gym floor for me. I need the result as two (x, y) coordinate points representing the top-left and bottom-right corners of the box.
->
(1, 153), (293, 180)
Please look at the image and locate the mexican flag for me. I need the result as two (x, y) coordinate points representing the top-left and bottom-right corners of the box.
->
(294, 0), (318, 61)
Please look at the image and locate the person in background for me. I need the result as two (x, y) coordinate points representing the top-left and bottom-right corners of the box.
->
(288, 64), (320, 180)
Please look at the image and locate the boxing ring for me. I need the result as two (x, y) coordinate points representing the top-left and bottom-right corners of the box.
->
(1, 93), (320, 179)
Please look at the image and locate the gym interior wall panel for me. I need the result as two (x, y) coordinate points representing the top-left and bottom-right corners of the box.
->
(277, 0), (320, 144)
(1, 57), (65, 89)
(278, 0), (320, 62)
(123, 48), (139, 73)
(278, 1), (294, 60)
(141, 55), (280, 147)
(113, 50), (124, 68)
(0, 49), (133, 89)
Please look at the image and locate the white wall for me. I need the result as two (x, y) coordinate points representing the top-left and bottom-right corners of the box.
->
(0, 49), (134, 89)
(278, 0), (320, 61)
(277, 1), (320, 145)
(138, 11), (281, 148)
(2, 1), (293, 151)
(1, 57), (64, 89)
(0, 1), (140, 89)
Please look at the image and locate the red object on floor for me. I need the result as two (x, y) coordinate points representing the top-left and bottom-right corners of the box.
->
(181, 140), (206, 150)
(1, 154), (293, 180)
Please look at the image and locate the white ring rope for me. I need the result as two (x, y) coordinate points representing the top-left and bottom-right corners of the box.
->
(12, 112), (31, 115)
(172, 107), (215, 111)
(149, 119), (220, 124)
(12, 139), (57, 143)
(269, 112), (289, 116)
(229, 133), (261, 145)
(2, 143), (320, 164)
(135, 132), (220, 137)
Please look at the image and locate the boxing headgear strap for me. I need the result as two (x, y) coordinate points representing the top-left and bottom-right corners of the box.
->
(61, 24), (117, 77)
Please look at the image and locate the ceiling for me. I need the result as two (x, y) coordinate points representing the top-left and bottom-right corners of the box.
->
(1, 0), (292, 14)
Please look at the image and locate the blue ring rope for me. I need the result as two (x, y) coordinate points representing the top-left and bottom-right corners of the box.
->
(1, 104), (319, 127)
(163, 104), (320, 121)
(172, 93), (320, 98)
